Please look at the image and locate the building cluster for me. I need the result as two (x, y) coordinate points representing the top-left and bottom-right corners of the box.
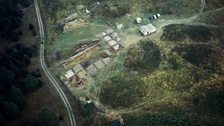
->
(61, 57), (113, 89)
(139, 23), (157, 36)
(59, 13), (161, 89)
(97, 29), (122, 52)
(60, 28), (123, 89)
(135, 14), (161, 36)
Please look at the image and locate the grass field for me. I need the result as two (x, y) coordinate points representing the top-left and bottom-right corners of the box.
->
(48, 23), (108, 53)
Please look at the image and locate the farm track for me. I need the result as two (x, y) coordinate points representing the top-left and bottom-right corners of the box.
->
(34, 0), (77, 126)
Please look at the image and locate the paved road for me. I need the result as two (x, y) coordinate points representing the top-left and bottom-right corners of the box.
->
(34, 0), (77, 126)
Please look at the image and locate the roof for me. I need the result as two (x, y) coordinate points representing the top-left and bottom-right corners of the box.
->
(104, 50), (112, 56)
(87, 64), (97, 75)
(102, 57), (112, 65)
(85, 9), (90, 14)
(65, 70), (75, 79)
(139, 24), (156, 35)
(115, 37), (121, 42)
(136, 17), (142, 23)
(77, 70), (87, 79)
(94, 60), (105, 70)
(103, 36), (112, 42)
(111, 32), (118, 39)
(65, 13), (78, 23)
(113, 44), (120, 51)
(108, 40), (117, 46)
(73, 64), (84, 73)
(96, 32), (107, 38)
(106, 29), (114, 34)
(117, 24), (123, 30)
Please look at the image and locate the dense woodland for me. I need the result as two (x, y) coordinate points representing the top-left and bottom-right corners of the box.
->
(0, 0), (60, 126)
(0, 45), (60, 126)
(125, 40), (162, 74)
(0, 44), (43, 125)
(0, 0), (32, 41)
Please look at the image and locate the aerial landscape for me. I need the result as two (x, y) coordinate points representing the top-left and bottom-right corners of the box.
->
(0, 0), (224, 126)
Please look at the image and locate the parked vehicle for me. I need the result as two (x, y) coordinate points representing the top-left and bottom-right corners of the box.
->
(149, 14), (161, 20)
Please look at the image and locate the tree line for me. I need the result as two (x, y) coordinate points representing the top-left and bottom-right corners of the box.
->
(0, 44), (43, 125)
(0, 0), (33, 41)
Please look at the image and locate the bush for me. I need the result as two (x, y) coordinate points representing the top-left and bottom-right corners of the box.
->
(161, 24), (222, 43)
(123, 109), (221, 126)
(40, 109), (60, 126)
(125, 40), (162, 74)
(99, 74), (147, 108)
(173, 44), (224, 74)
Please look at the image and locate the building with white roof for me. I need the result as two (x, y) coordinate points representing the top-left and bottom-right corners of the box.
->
(115, 37), (121, 42)
(113, 44), (120, 51)
(136, 17), (142, 24)
(106, 29), (114, 34)
(111, 32), (119, 39)
(117, 24), (123, 30)
(65, 70), (75, 79)
(139, 23), (156, 36)
(103, 36), (112, 42)
(108, 40), (117, 46)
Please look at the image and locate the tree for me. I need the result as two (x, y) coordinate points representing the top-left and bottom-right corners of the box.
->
(20, 75), (43, 93)
(23, 120), (42, 126)
(29, 23), (35, 31)
(7, 86), (25, 109)
(0, 112), (6, 126)
(0, 67), (15, 91)
(40, 109), (60, 126)
(0, 0), (23, 41)
(0, 101), (20, 119)
(125, 41), (162, 73)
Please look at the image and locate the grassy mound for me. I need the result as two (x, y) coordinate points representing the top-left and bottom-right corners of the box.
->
(204, 0), (224, 11)
(161, 24), (222, 43)
(173, 44), (224, 74)
(123, 109), (222, 126)
(147, 0), (200, 16)
(198, 9), (224, 25)
(95, 1), (131, 19)
(192, 78), (224, 115)
(125, 40), (161, 74)
(99, 74), (147, 108)
(81, 0), (201, 18)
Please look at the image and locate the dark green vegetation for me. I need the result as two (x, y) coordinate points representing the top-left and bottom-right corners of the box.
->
(173, 44), (224, 74)
(161, 24), (222, 43)
(100, 74), (147, 108)
(86, 0), (131, 19)
(125, 40), (162, 73)
(123, 108), (222, 126)
(21, 109), (60, 126)
(44, 0), (201, 21)
(192, 78), (224, 115)
(39, 109), (60, 126)
(205, 0), (224, 11)
(0, 0), (31, 41)
(198, 9), (224, 25)
(82, 0), (200, 18)
(79, 102), (98, 126)
(0, 44), (42, 125)
(146, 0), (200, 16)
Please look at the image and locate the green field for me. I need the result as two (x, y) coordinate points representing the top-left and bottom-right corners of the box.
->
(48, 23), (108, 53)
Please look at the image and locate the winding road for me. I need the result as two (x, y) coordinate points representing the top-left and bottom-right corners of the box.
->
(34, 0), (77, 126)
